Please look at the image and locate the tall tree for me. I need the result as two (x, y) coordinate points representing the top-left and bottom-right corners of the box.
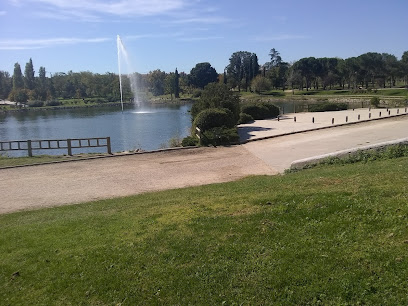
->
(24, 58), (35, 90)
(148, 69), (166, 96)
(268, 48), (282, 68)
(226, 51), (256, 91)
(174, 68), (180, 98)
(0, 71), (12, 99)
(401, 51), (408, 86)
(189, 62), (218, 89)
(165, 72), (175, 99)
(12, 63), (24, 90)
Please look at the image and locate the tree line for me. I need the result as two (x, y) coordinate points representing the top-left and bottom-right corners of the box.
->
(1, 49), (407, 103)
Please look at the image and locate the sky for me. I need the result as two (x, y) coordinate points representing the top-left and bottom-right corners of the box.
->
(1, 0), (407, 76)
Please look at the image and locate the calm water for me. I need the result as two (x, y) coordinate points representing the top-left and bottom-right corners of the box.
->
(0, 102), (192, 156)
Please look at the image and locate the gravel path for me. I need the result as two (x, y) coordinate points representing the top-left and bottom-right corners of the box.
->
(1, 113), (407, 215)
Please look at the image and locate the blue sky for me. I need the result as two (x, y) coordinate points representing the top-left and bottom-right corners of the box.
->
(1, 0), (407, 76)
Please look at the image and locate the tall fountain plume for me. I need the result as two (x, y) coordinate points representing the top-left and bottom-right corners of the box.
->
(117, 35), (124, 111)
(117, 35), (139, 111)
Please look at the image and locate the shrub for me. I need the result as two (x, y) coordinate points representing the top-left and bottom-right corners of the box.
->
(45, 100), (62, 106)
(192, 89), (202, 98)
(309, 102), (348, 112)
(370, 96), (380, 108)
(201, 127), (240, 146)
(239, 112), (254, 124)
(241, 102), (279, 120)
(261, 102), (280, 117)
(193, 108), (236, 132)
(181, 136), (199, 147)
(27, 101), (44, 107)
(195, 83), (240, 123)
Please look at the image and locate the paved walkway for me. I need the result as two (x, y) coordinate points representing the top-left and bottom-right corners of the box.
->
(239, 107), (407, 141)
(1, 110), (407, 214)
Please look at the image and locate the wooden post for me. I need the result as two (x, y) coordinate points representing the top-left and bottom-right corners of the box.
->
(27, 140), (33, 157)
(106, 137), (112, 154)
(67, 139), (72, 156)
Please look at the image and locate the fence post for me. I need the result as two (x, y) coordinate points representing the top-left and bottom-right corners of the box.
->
(196, 127), (202, 145)
(27, 140), (33, 157)
(106, 137), (112, 154)
(67, 139), (72, 156)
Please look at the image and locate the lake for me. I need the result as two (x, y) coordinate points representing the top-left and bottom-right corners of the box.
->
(0, 102), (192, 156)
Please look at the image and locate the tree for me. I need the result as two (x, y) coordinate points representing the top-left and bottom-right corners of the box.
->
(0, 71), (12, 99)
(292, 57), (321, 90)
(13, 63), (24, 90)
(174, 68), (180, 98)
(226, 51), (257, 91)
(189, 62), (218, 89)
(191, 83), (240, 122)
(24, 58), (35, 90)
(357, 52), (384, 88)
(251, 75), (271, 93)
(269, 48), (282, 68)
(401, 51), (408, 86)
(165, 72), (175, 99)
(382, 53), (399, 88)
(148, 70), (166, 96)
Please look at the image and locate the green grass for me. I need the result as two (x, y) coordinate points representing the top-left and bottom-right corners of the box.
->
(1, 157), (408, 304)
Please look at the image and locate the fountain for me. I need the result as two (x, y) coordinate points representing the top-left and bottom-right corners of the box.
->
(117, 35), (139, 111)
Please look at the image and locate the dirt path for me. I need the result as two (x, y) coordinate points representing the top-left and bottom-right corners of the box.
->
(0, 146), (276, 214)
(1, 115), (407, 215)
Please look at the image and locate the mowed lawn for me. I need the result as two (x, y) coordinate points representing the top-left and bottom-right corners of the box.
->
(1, 157), (408, 304)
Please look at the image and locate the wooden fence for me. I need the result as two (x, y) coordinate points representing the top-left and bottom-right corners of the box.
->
(0, 137), (112, 157)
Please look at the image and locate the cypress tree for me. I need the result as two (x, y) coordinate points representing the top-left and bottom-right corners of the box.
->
(24, 58), (35, 90)
(13, 63), (24, 90)
(175, 68), (180, 98)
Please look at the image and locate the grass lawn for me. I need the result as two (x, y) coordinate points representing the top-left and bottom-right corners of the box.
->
(1, 157), (408, 304)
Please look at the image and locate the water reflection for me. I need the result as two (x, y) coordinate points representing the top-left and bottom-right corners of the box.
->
(0, 103), (192, 156)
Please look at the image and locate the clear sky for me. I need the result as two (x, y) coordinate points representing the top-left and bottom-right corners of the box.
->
(1, 0), (407, 76)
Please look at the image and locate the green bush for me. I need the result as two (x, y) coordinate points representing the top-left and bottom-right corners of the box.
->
(192, 89), (202, 98)
(191, 83), (240, 123)
(239, 112), (254, 124)
(27, 101), (44, 107)
(193, 108), (236, 132)
(181, 136), (199, 147)
(45, 100), (62, 106)
(201, 127), (240, 146)
(370, 96), (380, 108)
(309, 102), (348, 112)
(241, 102), (279, 120)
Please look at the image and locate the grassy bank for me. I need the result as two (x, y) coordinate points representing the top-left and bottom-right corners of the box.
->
(1, 157), (408, 304)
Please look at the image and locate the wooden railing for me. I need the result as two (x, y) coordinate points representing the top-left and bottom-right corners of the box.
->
(0, 137), (112, 157)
